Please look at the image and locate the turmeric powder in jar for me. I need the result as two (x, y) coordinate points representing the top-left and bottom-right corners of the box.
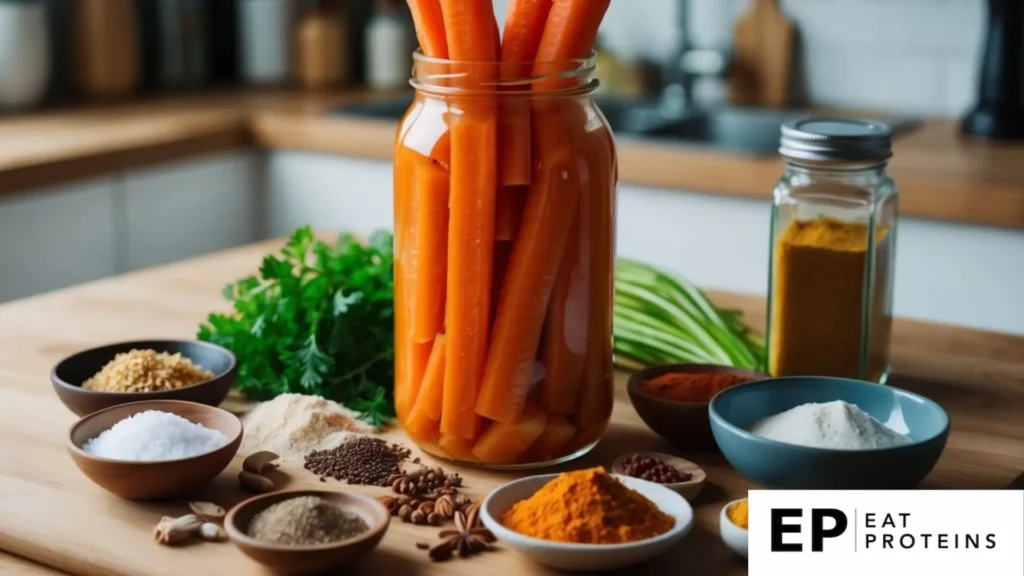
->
(767, 119), (898, 383)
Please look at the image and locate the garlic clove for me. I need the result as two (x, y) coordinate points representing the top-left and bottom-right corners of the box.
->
(199, 522), (226, 542)
(153, 514), (203, 546)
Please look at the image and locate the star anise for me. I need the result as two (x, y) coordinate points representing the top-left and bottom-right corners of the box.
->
(427, 508), (495, 562)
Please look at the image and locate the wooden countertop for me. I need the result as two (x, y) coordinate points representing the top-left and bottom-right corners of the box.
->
(1, 91), (1022, 229)
(0, 237), (1022, 576)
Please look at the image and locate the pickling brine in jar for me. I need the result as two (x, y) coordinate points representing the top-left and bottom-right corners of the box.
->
(392, 52), (617, 468)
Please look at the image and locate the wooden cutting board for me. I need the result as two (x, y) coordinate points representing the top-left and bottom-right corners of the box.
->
(0, 238), (1021, 576)
(730, 0), (795, 107)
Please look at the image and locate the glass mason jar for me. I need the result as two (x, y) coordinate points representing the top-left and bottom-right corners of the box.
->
(392, 53), (617, 467)
(767, 119), (898, 383)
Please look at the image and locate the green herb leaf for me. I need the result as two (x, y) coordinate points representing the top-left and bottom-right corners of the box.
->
(198, 227), (395, 424)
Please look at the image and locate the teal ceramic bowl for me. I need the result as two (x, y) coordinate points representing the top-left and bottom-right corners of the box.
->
(709, 376), (949, 489)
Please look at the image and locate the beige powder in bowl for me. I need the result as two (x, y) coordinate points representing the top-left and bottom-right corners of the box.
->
(241, 394), (377, 463)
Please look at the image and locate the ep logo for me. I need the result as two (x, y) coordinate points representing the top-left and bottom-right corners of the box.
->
(771, 508), (848, 552)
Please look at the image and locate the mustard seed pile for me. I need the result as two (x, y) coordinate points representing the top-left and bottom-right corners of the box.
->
(82, 349), (213, 393)
(247, 496), (368, 546)
(304, 436), (411, 486)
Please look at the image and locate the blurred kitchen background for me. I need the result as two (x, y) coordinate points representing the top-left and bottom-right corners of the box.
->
(0, 0), (1022, 334)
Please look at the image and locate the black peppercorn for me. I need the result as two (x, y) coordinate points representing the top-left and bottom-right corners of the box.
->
(620, 453), (692, 484)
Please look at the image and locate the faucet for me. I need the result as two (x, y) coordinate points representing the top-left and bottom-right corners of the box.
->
(660, 0), (731, 116)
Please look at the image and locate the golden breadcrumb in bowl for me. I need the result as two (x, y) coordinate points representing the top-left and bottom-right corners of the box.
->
(51, 340), (236, 416)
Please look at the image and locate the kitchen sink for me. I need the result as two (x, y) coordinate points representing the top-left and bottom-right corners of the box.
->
(643, 108), (918, 156)
(332, 97), (917, 157)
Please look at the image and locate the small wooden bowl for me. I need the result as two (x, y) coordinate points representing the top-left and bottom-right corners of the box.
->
(612, 452), (707, 500)
(66, 400), (242, 500)
(51, 339), (237, 416)
(627, 363), (768, 450)
(225, 490), (390, 576)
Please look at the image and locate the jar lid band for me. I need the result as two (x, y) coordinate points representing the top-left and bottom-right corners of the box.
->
(780, 118), (893, 162)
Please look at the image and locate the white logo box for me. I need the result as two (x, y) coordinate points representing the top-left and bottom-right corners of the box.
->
(749, 490), (1024, 576)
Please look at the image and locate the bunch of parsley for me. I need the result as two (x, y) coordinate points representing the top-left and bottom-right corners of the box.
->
(198, 226), (395, 426)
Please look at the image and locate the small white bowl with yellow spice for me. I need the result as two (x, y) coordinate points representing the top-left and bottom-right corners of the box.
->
(480, 467), (693, 571)
(51, 340), (236, 416)
(720, 498), (748, 558)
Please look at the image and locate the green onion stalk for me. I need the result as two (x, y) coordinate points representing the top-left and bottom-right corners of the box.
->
(613, 259), (766, 372)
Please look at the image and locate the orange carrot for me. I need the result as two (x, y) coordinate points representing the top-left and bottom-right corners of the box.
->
(440, 113), (494, 439)
(495, 185), (526, 241)
(566, 418), (607, 454)
(534, 0), (611, 63)
(439, 0), (499, 61)
(404, 409), (440, 444)
(438, 0), (500, 439)
(539, 205), (590, 415)
(475, 110), (584, 423)
(575, 126), (616, 429)
(439, 432), (481, 462)
(430, 131), (451, 171)
(393, 147), (428, 421)
(406, 0), (451, 172)
(498, 0), (553, 186)
(404, 335), (447, 442)
(474, 0), (611, 423)
(524, 415), (576, 461)
(410, 160), (449, 343)
(472, 404), (549, 463)
(408, 0), (448, 58)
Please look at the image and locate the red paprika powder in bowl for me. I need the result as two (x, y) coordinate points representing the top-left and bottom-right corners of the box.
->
(627, 364), (768, 450)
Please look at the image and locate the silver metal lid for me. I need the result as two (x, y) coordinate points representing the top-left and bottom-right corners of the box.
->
(780, 118), (893, 162)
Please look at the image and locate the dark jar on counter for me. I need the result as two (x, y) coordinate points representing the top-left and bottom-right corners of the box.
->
(766, 119), (898, 383)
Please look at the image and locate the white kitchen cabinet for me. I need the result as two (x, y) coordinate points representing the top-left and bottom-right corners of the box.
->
(265, 151), (393, 238)
(122, 152), (262, 271)
(0, 178), (118, 303)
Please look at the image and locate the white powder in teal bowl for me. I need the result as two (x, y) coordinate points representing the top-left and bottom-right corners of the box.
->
(749, 400), (911, 450)
(83, 410), (229, 461)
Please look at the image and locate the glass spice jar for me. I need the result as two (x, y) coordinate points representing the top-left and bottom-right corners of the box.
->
(392, 52), (617, 467)
(767, 119), (898, 383)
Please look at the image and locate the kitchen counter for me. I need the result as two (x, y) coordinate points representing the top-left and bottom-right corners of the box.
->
(0, 237), (1021, 576)
(1, 90), (1022, 229)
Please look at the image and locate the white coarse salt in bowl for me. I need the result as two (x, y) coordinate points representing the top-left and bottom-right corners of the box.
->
(83, 410), (229, 461)
(67, 400), (242, 500)
(480, 473), (694, 571)
(720, 499), (748, 559)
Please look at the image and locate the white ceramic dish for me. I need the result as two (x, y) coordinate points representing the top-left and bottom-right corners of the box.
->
(481, 473), (693, 571)
(719, 499), (748, 559)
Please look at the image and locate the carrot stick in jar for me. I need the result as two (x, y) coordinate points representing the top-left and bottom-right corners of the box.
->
(575, 125), (616, 430)
(410, 160), (449, 344)
(497, 0), (553, 186)
(404, 335), (447, 443)
(438, 0), (499, 439)
(538, 204), (590, 415)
